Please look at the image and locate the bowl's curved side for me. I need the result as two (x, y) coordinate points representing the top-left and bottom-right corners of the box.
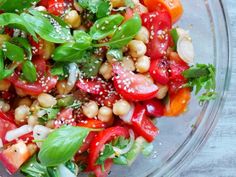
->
(149, 1), (232, 176)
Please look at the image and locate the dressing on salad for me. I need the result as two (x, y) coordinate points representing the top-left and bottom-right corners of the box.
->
(0, 0), (216, 176)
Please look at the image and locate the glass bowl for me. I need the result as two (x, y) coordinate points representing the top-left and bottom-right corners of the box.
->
(0, 0), (231, 176)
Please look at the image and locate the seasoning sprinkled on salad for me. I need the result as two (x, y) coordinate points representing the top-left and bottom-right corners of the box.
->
(0, 0), (216, 176)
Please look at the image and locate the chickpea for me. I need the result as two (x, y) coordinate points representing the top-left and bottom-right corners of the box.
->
(27, 115), (39, 126)
(56, 80), (73, 95)
(37, 93), (57, 108)
(106, 52), (117, 64)
(156, 83), (168, 99)
(128, 40), (147, 58)
(99, 62), (113, 80)
(98, 106), (113, 123)
(0, 34), (10, 47)
(135, 56), (150, 73)
(18, 97), (32, 107)
(0, 101), (10, 112)
(122, 56), (135, 71)
(111, 0), (125, 8)
(30, 100), (40, 112)
(82, 101), (99, 118)
(27, 143), (38, 156)
(135, 27), (149, 44)
(64, 10), (81, 29)
(46, 120), (55, 129)
(42, 41), (55, 60)
(15, 87), (27, 97)
(15, 105), (30, 123)
(113, 99), (131, 116)
(0, 80), (11, 91)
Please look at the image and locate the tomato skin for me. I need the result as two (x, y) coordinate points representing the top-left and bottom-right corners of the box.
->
(0, 111), (17, 144)
(78, 132), (97, 154)
(131, 104), (158, 142)
(113, 63), (158, 101)
(0, 141), (30, 174)
(76, 78), (107, 95)
(38, 0), (48, 6)
(141, 11), (171, 59)
(149, 58), (170, 85)
(77, 119), (107, 129)
(143, 99), (164, 118)
(168, 52), (189, 93)
(28, 36), (44, 56)
(88, 126), (129, 176)
(94, 159), (113, 177)
(164, 88), (191, 116)
(54, 108), (76, 128)
(48, 0), (65, 16)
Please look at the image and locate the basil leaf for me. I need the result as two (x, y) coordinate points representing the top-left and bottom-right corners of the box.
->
(113, 156), (128, 165)
(0, 0), (40, 13)
(79, 53), (102, 78)
(0, 69), (14, 80)
(125, 0), (135, 8)
(90, 14), (124, 40)
(52, 43), (85, 62)
(96, 0), (111, 18)
(77, 0), (90, 9)
(0, 13), (37, 40)
(11, 37), (32, 60)
(22, 60), (37, 82)
(73, 30), (92, 50)
(21, 155), (51, 177)
(38, 125), (91, 166)
(57, 96), (75, 107)
(47, 167), (60, 177)
(108, 14), (141, 48)
(107, 49), (123, 61)
(64, 160), (78, 174)
(170, 28), (179, 51)
(0, 50), (4, 71)
(21, 10), (72, 43)
(3, 42), (24, 61)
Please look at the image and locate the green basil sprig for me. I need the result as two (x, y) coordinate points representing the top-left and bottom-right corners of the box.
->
(96, 0), (111, 18)
(0, 13), (37, 40)
(89, 14), (124, 40)
(0, 50), (14, 80)
(0, 0), (40, 13)
(22, 60), (37, 83)
(38, 126), (91, 166)
(11, 37), (32, 60)
(73, 30), (92, 50)
(3, 41), (25, 61)
(52, 43), (85, 62)
(21, 10), (72, 43)
(77, 0), (110, 15)
(93, 14), (141, 48)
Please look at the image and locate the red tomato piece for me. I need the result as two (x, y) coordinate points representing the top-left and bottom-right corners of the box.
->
(93, 83), (120, 107)
(76, 78), (107, 95)
(0, 112), (17, 144)
(48, 0), (65, 16)
(77, 119), (107, 129)
(38, 0), (48, 6)
(143, 99), (164, 117)
(78, 132), (97, 154)
(28, 36), (44, 56)
(168, 52), (189, 93)
(0, 110), (15, 124)
(149, 58), (170, 85)
(0, 141), (30, 174)
(131, 104), (159, 142)
(88, 126), (129, 176)
(113, 63), (158, 101)
(54, 108), (76, 128)
(141, 11), (171, 59)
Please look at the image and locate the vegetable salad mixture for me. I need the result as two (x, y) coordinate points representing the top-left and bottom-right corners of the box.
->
(0, 0), (216, 176)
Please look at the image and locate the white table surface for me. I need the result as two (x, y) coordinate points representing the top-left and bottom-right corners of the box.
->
(180, 1), (236, 177)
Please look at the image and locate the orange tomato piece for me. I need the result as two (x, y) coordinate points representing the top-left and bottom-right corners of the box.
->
(144, 0), (184, 24)
(164, 88), (191, 116)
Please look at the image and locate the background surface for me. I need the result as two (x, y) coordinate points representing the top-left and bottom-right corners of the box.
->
(180, 1), (236, 177)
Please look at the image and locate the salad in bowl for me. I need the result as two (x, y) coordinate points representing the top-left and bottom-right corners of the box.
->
(0, 0), (217, 176)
